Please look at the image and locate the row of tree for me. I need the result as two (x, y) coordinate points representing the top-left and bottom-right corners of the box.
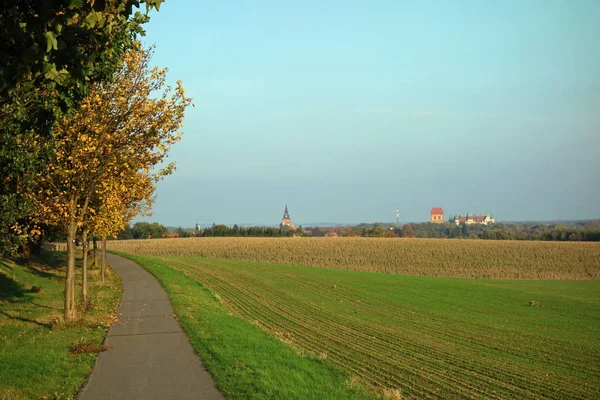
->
(317, 221), (600, 241)
(1, 1), (190, 323)
(397, 221), (600, 241)
(201, 224), (302, 237)
(118, 222), (170, 240)
(113, 220), (600, 241)
(116, 223), (303, 238)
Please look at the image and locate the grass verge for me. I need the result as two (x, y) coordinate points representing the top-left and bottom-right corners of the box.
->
(115, 252), (377, 400)
(0, 251), (121, 399)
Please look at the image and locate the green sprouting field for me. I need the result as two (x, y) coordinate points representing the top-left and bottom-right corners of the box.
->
(127, 254), (600, 399)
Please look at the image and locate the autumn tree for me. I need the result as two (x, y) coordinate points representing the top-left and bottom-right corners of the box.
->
(0, 0), (164, 257)
(90, 172), (156, 288)
(24, 46), (191, 322)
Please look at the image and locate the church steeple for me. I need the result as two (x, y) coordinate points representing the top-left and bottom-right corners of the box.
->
(280, 204), (295, 230)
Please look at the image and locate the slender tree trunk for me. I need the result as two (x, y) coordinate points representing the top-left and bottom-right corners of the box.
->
(65, 201), (78, 323)
(101, 235), (107, 285)
(80, 196), (90, 306)
(81, 222), (89, 306)
(92, 236), (98, 269)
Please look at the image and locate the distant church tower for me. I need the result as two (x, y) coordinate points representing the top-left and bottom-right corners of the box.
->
(280, 204), (296, 230)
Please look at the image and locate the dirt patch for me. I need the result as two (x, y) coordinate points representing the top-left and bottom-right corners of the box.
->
(69, 340), (111, 356)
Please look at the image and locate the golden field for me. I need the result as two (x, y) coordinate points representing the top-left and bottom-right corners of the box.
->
(107, 237), (600, 280)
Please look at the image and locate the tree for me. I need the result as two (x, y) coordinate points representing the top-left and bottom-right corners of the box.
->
(341, 226), (361, 237)
(383, 229), (398, 238)
(23, 46), (190, 322)
(401, 226), (416, 238)
(364, 225), (386, 237)
(117, 225), (134, 240)
(132, 222), (169, 239)
(89, 172), (156, 287)
(0, 0), (164, 257)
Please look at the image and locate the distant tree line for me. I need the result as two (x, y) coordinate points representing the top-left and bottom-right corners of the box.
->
(392, 221), (600, 241)
(117, 222), (305, 239)
(116, 220), (600, 242)
(117, 222), (169, 240)
(306, 221), (600, 241)
(201, 224), (303, 237)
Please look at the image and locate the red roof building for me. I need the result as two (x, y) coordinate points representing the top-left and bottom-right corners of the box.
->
(430, 207), (444, 224)
(452, 213), (495, 226)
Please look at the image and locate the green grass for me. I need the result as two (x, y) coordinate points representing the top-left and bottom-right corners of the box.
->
(120, 253), (600, 400)
(0, 252), (121, 399)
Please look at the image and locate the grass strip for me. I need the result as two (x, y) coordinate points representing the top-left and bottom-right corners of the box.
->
(0, 252), (121, 399)
(115, 252), (377, 400)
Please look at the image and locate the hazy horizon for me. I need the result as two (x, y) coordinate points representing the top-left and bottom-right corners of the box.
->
(136, 0), (599, 227)
(165, 216), (600, 230)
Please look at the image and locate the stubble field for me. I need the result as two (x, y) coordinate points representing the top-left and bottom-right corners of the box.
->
(107, 237), (600, 280)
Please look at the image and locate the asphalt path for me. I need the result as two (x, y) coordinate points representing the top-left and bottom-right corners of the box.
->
(78, 253), (224, 400)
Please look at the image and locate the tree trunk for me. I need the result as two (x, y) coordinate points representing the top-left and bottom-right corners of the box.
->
(81, 222), (89, 306)
(92, 236), (98, 269)
(65, 208), (78, 323)
(80, 196), (90, 306)
(101, 235), (107, 285)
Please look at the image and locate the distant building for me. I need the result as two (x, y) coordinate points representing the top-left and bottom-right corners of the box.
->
(453, 213), (495, 225)
(324, 231), (338, 237)
(430, 207), (444, 224)
(280, 204), (296, 230)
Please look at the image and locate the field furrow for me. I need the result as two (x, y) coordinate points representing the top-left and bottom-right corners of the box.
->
(159, 257), (599, 399)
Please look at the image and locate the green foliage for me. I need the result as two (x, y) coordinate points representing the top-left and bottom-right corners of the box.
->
(202, 224), (298, 237)
(400, 221), (600, 241)
(0, 0), (163, 257)
(130, 222), (169, 239)
(0, 0), (164, 92)
(117, 224), (134, 240)
(363, 225), (388, 237)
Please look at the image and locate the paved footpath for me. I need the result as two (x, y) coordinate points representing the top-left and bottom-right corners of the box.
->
(78, 253), (224, 400)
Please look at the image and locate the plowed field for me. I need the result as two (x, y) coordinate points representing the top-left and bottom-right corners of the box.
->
(149, 256), (600, 399)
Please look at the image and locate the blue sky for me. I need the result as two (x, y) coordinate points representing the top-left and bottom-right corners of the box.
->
(139, 0), (599, 226)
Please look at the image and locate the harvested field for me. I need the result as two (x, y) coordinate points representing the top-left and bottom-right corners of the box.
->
(107, 237), (600, 280)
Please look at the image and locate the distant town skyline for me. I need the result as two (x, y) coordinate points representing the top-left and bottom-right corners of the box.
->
(146, 203), (597, 229)
(136, 1), (599, 226)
